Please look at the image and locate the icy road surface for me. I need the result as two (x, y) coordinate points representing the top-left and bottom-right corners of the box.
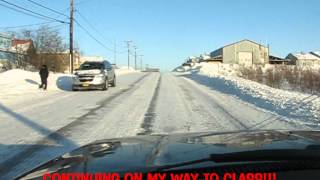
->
(0, 72), (309, 179)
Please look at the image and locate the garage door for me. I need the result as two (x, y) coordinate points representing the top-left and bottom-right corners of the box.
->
(238, 52), (253, 66)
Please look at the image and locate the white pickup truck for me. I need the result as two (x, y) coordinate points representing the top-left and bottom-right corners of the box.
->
(72, 60), (116, 91)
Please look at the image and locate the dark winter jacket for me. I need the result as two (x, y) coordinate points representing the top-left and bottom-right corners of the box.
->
(39, 66), (49, 79)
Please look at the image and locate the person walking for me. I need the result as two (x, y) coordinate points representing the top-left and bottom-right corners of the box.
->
(39, 65), (49, 90)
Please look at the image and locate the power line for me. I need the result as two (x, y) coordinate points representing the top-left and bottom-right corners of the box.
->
(25, 0), (69, 18)
(75, 9), (130, 55)
(46, 23), (68, 30)
(0, 0), (68, 23)
(0, 21), (57, 29)
(74, 19), (114, 52)
(53, 7), (70, 19)
(76, 10), (114, 45)
(74, 14), (128, 56)
(0, 2), (53, 21)
(76, 10), (128, 55)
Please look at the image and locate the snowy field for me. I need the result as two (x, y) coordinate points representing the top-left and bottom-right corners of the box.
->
(174, 63), (320, 129)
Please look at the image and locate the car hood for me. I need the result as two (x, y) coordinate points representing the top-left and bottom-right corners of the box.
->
(20, 130), (320, 177)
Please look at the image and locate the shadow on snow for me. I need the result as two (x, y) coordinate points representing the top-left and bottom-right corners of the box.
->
(0, 103), (79, 179)
(25, 79), (39, 86)
(56, 76), (73, 91)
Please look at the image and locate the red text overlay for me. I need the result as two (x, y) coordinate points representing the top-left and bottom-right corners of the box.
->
(43, 172), (277, 180)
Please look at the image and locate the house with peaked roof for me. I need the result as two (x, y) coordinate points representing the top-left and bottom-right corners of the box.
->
(210, 39), (269, 66)
(0, 34), (36, 68)
(11, 39), (34, 52)
(286, 52), (320, 67)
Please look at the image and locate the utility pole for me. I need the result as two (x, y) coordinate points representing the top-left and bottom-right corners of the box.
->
(134, 46), (138, 70)
(69, 0), (74, 74)
(139, 55), (144, 71)
(124, 40), (132, 69)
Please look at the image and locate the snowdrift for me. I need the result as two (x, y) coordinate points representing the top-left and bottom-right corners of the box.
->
(0, 68), (138, 105)
(175, 63), (320, 128)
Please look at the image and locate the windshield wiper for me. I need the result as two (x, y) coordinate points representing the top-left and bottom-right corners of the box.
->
(154, 149), (320, 171)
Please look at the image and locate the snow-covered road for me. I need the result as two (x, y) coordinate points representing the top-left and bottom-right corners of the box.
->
(152, 74), (301, 134)
(0, 72), (310, 179)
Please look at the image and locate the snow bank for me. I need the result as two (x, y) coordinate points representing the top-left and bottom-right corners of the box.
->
(0, 68), (139, 105)
(0, 69), (73, 105)
(0, 69), (73, 91)
(175, 63), (320, 128)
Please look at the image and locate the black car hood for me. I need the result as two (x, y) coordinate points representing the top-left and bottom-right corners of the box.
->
(20, 130), (320, 178)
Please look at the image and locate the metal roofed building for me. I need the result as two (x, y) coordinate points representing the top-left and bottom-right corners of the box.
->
(310, 51), (320, 58)
(210, 39), (269, 66)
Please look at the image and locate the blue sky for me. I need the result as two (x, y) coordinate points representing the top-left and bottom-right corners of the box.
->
(0, 0), (319, 71)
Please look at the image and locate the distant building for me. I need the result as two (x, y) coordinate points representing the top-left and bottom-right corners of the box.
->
(196, 53), (215, 63)
(12, 39), (34, 52)
(181, 56), (198, 67)
(0, 32), (12, 50)
(186, 56), (200, 64)
(269, 55), (291, 65)
(0, 33), (14, 64)
(310, 51), (320, 58)
(210, 39), (269, 66)
(286, 52), (320, 67)
(11, 39), (36, 67)
(199, 53), (211, 62)
(0, 33), (36, 68)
